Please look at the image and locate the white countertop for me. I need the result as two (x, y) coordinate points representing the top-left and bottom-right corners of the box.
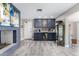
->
(34, 32), (56, 33)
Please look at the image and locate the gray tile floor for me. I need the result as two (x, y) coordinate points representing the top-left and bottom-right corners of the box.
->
(11, 40), (79, 56)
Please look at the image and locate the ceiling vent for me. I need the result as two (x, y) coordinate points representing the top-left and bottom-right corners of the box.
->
(37, 9), (43, 12)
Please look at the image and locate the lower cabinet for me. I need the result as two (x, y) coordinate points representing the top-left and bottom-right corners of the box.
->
(48, 33), (56, 41)
(34, 33), (43, 41)
(34, 32), (56, 41)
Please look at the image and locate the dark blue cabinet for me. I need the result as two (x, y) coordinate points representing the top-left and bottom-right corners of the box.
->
(34, 33), (43, 40)
(48, 33), (56, 41)
(34, 33), (40, 40)
(47, 19), (55, 28)
(34, 19), (42, 28)
(47, 20), (51, 27)
(34, 32), (56, 41)
(34, 19), (55, 28)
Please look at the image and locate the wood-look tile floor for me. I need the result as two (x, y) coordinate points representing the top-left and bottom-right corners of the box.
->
(11, 40), (79, 56)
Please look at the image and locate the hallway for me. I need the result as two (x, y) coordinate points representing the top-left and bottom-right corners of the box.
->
(11, 40), (79, 56)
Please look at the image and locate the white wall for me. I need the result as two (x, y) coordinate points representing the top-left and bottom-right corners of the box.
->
(56, 4), (79, 21)
(1, 30), (13, 44)
(67, 22), (77, 39)
(66, 11), (79, 22)
(56, 4), (79, 47)
(20, 19), (24, 40)
(77, 23), (79, 44)
(66, 10), (79, 40)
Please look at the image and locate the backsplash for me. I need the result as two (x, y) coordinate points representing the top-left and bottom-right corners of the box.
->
(34, 28), (56, 32)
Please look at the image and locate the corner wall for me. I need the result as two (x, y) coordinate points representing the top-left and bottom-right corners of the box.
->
(1, 31), (13, 44)
(56, 3), (79, 47)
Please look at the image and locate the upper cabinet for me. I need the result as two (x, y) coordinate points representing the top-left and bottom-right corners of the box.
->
(34, 18), (55, 28)
(47, 19), (55, 28)
(47, 19), (51, 28)
(34, 19), (42, 28)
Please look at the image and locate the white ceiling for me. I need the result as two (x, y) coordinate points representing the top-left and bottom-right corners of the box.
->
(13, 3), (76, 19)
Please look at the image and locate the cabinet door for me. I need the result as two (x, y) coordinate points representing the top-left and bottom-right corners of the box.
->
(51, 19), (55, 28)
(58, 25), (64, 41)
(39, 33), (43, 40)
(47, 19), (55, 28)
(34, 33), (39, 40)
(34, 19), (42, 28)
(34, 33), (43, 40)
(47, 20), (52, 28)
(48, 33), (56, 41)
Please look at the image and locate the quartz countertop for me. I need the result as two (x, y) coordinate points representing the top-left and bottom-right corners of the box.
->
(34, 32), (56, 33)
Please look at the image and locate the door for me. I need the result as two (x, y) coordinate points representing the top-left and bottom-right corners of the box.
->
(68, 22), (78, 47)
(76, 22), (79, 46)
(24, 20), (33, 39)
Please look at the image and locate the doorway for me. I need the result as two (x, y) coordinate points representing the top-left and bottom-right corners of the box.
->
(68, 22), (79, 48)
